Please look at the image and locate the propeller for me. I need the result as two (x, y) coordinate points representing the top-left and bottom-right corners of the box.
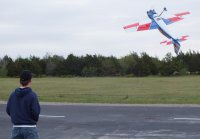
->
(159, 7), (167, 17)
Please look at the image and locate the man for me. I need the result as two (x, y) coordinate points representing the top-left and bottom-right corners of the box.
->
(6, 70), (40, 139)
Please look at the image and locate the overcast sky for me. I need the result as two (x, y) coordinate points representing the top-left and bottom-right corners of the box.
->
(0, 0), (199, 59)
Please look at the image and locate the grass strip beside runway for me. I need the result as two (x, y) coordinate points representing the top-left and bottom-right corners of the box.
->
(1, 76), (200, 104)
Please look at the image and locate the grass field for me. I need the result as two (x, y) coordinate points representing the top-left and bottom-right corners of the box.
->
(1, 76), (200, 104)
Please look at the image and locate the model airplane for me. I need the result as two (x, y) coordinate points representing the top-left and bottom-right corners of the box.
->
(123, 8), (190, 54)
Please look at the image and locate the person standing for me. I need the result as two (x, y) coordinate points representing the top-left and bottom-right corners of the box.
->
(6, 70), (40, 139)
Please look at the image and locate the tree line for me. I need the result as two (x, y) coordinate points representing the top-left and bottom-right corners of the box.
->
(0, 51), (200, 77)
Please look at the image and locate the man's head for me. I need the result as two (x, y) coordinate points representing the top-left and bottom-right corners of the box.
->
(20, 70), (32, 86)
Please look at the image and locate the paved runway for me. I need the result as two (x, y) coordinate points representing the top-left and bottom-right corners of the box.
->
(1, 103), (200, 139)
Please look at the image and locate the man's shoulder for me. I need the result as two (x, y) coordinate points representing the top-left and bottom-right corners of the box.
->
(9, 89), (17, 97)
(29, 89), (38, 98)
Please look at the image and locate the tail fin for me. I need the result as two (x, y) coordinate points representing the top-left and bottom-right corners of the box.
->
(160, 35), (189, 54)
(173, 40), (181, 54)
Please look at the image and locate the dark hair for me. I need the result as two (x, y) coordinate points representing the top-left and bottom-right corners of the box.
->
(20, 70), (32, 86)
(20, 80), (31, 86)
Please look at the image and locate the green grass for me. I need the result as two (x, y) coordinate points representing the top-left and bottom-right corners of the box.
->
(1, 76), (200, 104)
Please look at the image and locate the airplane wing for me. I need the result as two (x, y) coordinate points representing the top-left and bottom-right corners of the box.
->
(123, 12), (190, 31)
(123, 21), (158, 31)
(162, 12), (190, 25)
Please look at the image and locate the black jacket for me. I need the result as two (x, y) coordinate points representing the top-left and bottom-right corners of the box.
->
(6, 87), (40, 125)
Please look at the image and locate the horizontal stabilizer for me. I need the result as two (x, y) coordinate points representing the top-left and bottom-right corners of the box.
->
(161, 36), (189, 54)
(160, 35), (189, 45)
(160, 40), (172, 45)
(178, 35), (189, 42)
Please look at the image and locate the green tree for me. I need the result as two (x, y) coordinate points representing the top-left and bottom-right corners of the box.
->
(101, 56), (121, 76)
(65, 54), (84, 76)
(119, 54), (137, 75)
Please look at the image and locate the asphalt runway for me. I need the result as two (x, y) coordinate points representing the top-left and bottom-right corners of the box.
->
(1, 103), (200, 139)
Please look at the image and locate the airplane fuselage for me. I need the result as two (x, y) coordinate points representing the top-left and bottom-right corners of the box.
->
(150, 16), (174, 40)
(154, 16), (173, 39)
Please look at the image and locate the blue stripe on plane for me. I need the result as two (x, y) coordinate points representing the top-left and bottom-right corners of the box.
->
(162, 18), (173, 25)
(150, 21), (158, 29)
